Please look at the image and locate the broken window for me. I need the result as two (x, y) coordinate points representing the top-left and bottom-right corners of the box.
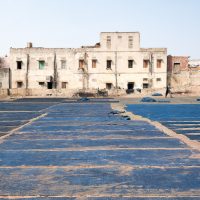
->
(39, 60), (45, 70)
(143, 60), (149, 68)
(157, 59), (162, 68)
(128, 36), (133, 48)
(128, 60), (134, 68)
(92, 59), (97, 68)
(106, 83), (112, 90)
(17, 61), (22, 70)
(173, 63), (181, 73)
(17, 81), (23, 88)
(107, 36), (111, 49)
(61, 60), (66, 69)
(62, 82), (68, 89)
(79, 60), (84, 69)
(107, 60), (112, 69)
(39, 82), (45, 87)
(156, 78), (161, 82)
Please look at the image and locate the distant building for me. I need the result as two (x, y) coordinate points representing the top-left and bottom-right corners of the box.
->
(6, 32), (167, 96)
(189, 59), (200, 68)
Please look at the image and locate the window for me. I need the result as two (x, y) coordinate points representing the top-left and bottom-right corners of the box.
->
(0, 82), (2, 88)
(118, 35), (122, 39)
(39, 82), (45, 87)
(39, 60), (45, 70)
(17, 61), (22, 70)
(62, 82), (68, 89)
(156, 78), (161, 82)
(92, 59), (97, 68)
(143, 78), (148, 81)
(128, 60), (134, 68)
(79, 60), (84, 69)
(61, 60), (66, 69)
(107, 36), (111, 48)
(143, 60), (149, 68)
(128, 36), (133, 48)
(107, 60), (112, 69)
(157, 59), (162, 68)
(173, 63), (181, 73)
(17, 81), (23, 88)
(106, 83), (112, 90)
(143, 83), (149, 89)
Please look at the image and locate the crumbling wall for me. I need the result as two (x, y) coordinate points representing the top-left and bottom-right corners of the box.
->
(170, 70), (200, 94)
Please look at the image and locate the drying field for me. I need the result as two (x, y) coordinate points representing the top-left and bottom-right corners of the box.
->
(0, 98), (200, 199)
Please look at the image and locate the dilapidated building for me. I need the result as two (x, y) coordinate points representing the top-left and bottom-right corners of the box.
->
(167, 55), (200, 94)
(7, 32), (167, 96)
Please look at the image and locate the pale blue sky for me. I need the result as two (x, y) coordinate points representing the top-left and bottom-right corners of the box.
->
(0, 0), (199, 58)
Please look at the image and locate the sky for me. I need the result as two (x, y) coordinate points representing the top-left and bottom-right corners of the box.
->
(0, 0), (200, 59)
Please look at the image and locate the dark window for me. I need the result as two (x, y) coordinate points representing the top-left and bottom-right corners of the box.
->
(17, 81), (23, 88)
(143, 60), (149, 68)
(62, 82), (68, 89)
(39, 82), (45, 87)
(17, 61), (22, 70)
(92, 59), (97, 68)
(106, 83), (112, 90)
(39, 61), (45, 70)
(143, 83), (149, 89)
(156, 78), (161, 82)
(107, 60), (112, 69)
(79, 60), (84, 69)
(128, 60), (134, 68)
(143, 78), (148, 81)
(0, 82), (2, 88)
(157, 59), (162, 68)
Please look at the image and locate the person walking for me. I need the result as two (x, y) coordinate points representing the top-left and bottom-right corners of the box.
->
(165, 85), (172, 98)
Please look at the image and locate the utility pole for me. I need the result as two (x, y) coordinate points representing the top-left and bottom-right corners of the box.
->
(26, 54), (29, 95)
(53, 52), (58, 89)
(81, 51), (89, 91)
(115, 51), (118, 90)
(149, 53), (154, 88)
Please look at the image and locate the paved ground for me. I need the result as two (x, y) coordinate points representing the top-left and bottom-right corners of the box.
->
(0, 98), (200, 199)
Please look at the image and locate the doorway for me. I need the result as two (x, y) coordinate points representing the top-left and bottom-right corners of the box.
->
(127, 82), (134, 90)
(47, 82), (53, 89)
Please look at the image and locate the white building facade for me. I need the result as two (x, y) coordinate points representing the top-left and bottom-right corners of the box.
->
(8, 32), (167, 96)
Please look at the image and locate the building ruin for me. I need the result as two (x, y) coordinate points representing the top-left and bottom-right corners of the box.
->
(1, 32), (167, 96)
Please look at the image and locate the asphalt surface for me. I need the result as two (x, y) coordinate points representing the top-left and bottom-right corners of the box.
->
(0, 98), (200, 199)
